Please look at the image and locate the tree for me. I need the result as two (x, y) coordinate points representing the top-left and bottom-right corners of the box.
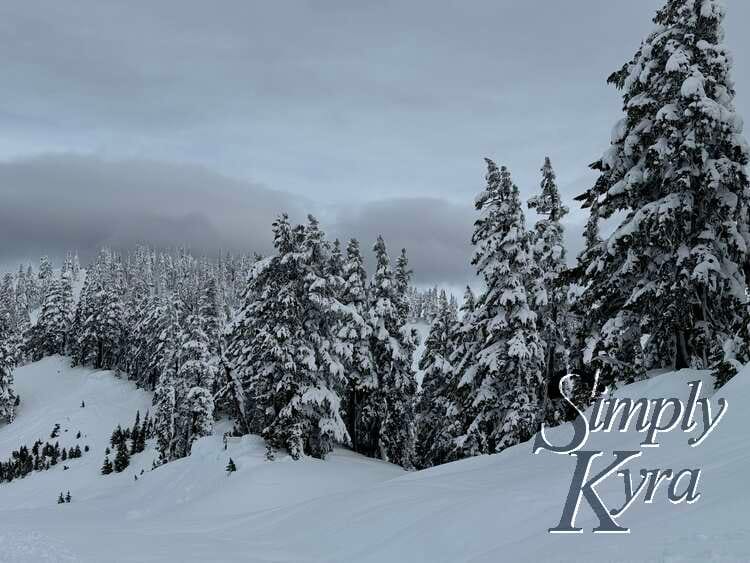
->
(114, 441), (130, 472)
(415, 290), (457, 468)
(528, 156), (571, 422)
(226, 458), (237, 474)
(38, 256), (53, 298)
(70, 251), (126, 370)
(366, 237), (418, 468)
(170, 314), (216, 457)
(186, 386), (214, 450)
(259, 216), (349, 459)
(574, 0), (750, 383)
(101, 456), (113, 475)
(337, 238), (375, 454)
(198, 276), (225, 389)
(29, 277), (70, 360)
(130, 411), (142, 455)
(0, 332), (17, 424)
(154, 379), (177, 464)
(394, 249), (412, 324)
(454, 160), (545, 457)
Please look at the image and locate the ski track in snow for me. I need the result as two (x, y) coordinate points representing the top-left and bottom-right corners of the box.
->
(0, 357), (748, 562)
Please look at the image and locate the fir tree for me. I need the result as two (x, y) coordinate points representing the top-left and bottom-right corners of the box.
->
(454, 160), (545, 456)
(173, 314), (215, 457)
(257, 215), (349, 459)
(574, 0), (750, 382)
(226, 458), (237, 474)
(130, 411), (141, 455)
(114, 441), (130, 472)
(415, 290), (457, 468)
(528, 156), (571, 422)
(0, 329), (17, 424)
(366, 236), (418, 468)
(29, 277), (70, 360)
(337, 238), (375, 454)
(186, 387), (214, 451)
(154, 380), (176, 464)
(101, 456), (113, 475)
(38, 256), (53, 298)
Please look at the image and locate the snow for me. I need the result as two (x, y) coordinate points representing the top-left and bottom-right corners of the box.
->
(681, 73), (706, 98)
(409, 320), (431, 387)
(1, 357), (748, 561)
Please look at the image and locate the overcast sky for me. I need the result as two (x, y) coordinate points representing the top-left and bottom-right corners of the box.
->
(1, 0), (749, 286)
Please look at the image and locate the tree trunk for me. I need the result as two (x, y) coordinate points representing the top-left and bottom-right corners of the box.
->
(675, 329), (689, 370)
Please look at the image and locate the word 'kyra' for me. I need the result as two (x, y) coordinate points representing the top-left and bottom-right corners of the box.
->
(533, 377), (728, 534)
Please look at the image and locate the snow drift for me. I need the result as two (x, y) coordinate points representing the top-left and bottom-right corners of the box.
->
(0, 357), (746, 562)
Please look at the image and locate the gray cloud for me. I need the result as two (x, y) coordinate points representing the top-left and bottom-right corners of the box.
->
(1, 0), (747, 206)
(0, 154), (308, 265)
(1, 1), (748, 282)
(0, 155), (482, 285)
(331, 198), (475, 287)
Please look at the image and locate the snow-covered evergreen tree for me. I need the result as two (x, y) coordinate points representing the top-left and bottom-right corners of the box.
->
(265, 216), (348, 459)
(454, 160), (545, 456)
(528, 156), (571, 422)
(29, 277), (70, 360)
(366, 236), (418, 468)
(0, 326), (17, 424)
(574, 0), (750, 383)
(173, 314), (215, 456)
(186, 387), (214, 447)
(154, 379), (177, 464)
(37, 256), (53, 300)
(336, 238), (375, 455)
(229, 215), (348, 460)
(70, 253), (127, 370)
(415, 290), (457, 468)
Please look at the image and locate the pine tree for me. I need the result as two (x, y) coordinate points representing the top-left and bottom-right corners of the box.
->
(186, 387), (214, 450)
(130, 411), (141, 455)
(38, 256), (53, 299)
(101, 455), (113, 475)
(198, 275), (225, 391)
(226, 458), (237, 474)
(0, 332), (16, 424)
(70, 252), (126, 370)
(337, 238), (375, 454)
(154, 378), (177, 464)
(454, 160), (545, 457)
(29, 277), (70, 360)
(172, 314), (215, 457)
(574, 0), (750, 383)
(57, 492), (64, 504)
(151, 295), (183, 464)
(114, 441), (130, 472)
(394, 249), (412, 324)
(258, 216), (349, 459)
(528, 156), (571, 422)
(366, 237), (418, 468)
(415, 290), (457, 468)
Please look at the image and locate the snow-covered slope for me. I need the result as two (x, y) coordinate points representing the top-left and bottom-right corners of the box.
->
(0, 358), (747, 562)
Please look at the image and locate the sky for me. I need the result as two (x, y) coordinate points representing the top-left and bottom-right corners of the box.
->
(1, 0), (749, 287)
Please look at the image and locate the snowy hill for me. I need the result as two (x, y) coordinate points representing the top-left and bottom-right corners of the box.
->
(0, 358), (747, 562)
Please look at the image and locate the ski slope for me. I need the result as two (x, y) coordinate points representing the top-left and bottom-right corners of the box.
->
(0, 357), (747, 562)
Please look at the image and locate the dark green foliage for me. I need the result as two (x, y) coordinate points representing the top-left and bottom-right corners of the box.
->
(226, 458), (237, 474)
